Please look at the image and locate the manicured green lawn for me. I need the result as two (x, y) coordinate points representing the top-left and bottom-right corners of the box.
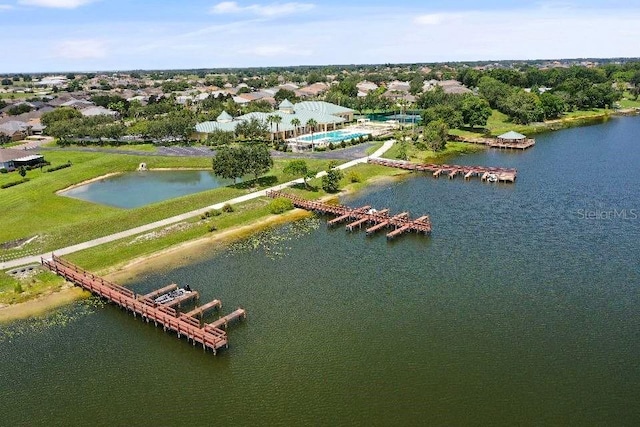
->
(449, 108), (614, 139)
(618, 97), (640, 109)
(0, 150), (334, 262)
(0, 92), (33, 99)
(382, 141), (485, 163)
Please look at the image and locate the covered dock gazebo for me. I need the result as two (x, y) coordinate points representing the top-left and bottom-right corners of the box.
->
(497, 131), (527, 144)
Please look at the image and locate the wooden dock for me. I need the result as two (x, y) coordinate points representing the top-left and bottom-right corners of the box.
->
(368, 158), (517, 183)
(451, 135), (535, 150)
(266, 190), (431, 239)
(41, 255), (246, 355)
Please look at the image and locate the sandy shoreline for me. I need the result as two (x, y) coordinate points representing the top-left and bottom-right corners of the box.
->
(55, 172), (122, 194)
(55, 168), (211, 194)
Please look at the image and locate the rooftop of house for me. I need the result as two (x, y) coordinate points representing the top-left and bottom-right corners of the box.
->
(0, 148), (43, 163)
(0, 120), (30, 134)
(80, 106), (118, 117)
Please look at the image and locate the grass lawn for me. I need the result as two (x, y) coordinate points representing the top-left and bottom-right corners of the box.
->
(0, 160), (405, 304)
(0, 92), (33, 99)
(46, 141), (159, 153)
(450, 108), (615, 139)
(382, 141), (485, 163)
(0, 150), (334, 263)
(0, 270), (64, 305)
(618, 97), (640, 109)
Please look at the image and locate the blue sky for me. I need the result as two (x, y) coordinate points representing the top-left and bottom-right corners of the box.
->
(1, 1), (639, 72)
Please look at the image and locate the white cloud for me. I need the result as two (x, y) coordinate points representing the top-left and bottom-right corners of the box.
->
(4, 4), (640, 72)
(19, 0), (95, 8)
(0, 4), (14, 10)
(413, 13), (447, 26)
(210, 1), (314, 17)
(52, 39), (107, 59)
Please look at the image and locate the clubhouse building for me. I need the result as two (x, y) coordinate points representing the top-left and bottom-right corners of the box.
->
(195, 100), (355, 140)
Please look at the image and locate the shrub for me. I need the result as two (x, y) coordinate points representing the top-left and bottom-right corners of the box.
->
(358, 135), (365, 144)
(202, 209), (222, 219)
(347, 171), (362, 183)
(268, 197), (294, 214)
(0, 168), (7, 174)
(14, 282), (23, 294)
(1, 178), (30, 189)
(46, 161), (72, 173)
(222, 203), (234, 213)
(328, 142), (335, 150)
(340, 140), (347, 148)
(322, 168), (344, 193)
(208, 224), (218, 232)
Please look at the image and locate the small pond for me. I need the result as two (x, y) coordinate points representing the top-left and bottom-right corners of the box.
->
(60, 170), (234, 209)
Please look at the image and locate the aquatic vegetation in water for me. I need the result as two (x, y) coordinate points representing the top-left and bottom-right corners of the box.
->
(0, 297), (105, 343)
(226, 217), (320, 260)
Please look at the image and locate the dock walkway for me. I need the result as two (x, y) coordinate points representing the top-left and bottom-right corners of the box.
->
(451, 135), (535, 150)
(368, 158), (517, 183)
(41, 255), (246, 355)
(267, 191), (431, 239)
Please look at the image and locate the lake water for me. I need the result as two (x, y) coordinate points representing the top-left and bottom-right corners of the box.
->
(60, 170), (234, 209)
(2, 116), (639, 425)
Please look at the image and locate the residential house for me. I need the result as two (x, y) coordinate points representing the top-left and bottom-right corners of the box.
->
(0, 148), (45, 171)
(0, 121), (31, 141)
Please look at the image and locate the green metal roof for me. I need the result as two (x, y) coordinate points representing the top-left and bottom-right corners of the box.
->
(216, 111), (233, 122)
(196, 101), (351, 134)
(279, 99), (294, 109)
(498, 131), (526, 140)
(295, 101), (353, 115)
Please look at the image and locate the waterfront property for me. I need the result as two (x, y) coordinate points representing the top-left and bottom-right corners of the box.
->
(369, 158), (518, 183)
(195, 100), (355, 141)
(42, 255), (246, 355)
(0, 148), (45, 171)
(451, 131), (536, 150)
(267, 190), (431, 239)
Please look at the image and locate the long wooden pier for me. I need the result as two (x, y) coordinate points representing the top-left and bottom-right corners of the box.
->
(267, 190), (431, 239)
(368, 158), (517, 183)
(41, 255), (246, 355)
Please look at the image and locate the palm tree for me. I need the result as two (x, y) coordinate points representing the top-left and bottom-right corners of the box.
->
(272, 115), (283, 141)
(290, 118), (301, 137)
(306, 118), (318, 152)
(266, 115), (276, 142)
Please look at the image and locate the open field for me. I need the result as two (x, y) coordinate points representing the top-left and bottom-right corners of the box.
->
(381, 140), (485, 163)
(0, 150), (334, 262)
(0, 157), (401, 307)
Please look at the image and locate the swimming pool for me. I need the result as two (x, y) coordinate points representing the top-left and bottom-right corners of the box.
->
(296, 130), (370, 144)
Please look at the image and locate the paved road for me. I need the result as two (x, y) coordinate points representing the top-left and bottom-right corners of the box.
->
(8, 137), (54, 151)
(0, 140), (394, 270)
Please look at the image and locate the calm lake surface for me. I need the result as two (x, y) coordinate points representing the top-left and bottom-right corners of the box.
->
(60, 170), (234, 208)
(2, 117), (639, 425)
